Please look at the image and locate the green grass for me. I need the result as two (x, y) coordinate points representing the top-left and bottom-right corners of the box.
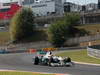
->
(0, 24), (100, 45)
(0, 32), (10, 45)
(0, 30), (47, 44)
(0, 71), (54, 75)
(56, 50), (100, 64)
(76, 24), (100, 35)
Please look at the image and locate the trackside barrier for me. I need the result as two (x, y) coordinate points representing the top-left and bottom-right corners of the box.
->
(0, 50), (28, 54)
(0, 46), (85, 54)
(27, 48), (58, 54)
(42, 48), (58, 51)
(28, 49), (37, 54)
(8, 50), (28, 53)
(87, 45), (100, 58)
(0, 50), (10, 54)
(0, 47), (58, 54)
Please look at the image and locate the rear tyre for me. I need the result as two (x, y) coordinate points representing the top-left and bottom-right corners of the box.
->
(34, 57), (39, 65)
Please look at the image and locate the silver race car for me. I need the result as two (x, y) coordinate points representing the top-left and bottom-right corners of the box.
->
(33, 51), (75, 67)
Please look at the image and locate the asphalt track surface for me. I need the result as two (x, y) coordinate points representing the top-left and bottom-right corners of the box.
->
(0, 53), (100, 75)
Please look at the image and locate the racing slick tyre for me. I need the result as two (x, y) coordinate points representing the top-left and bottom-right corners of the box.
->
(34, 56), (39, 65)
(65, 62), (75, 67)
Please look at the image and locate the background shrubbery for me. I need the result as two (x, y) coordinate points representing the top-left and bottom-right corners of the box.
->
(9, 8), (35, 43)
(47, 13), (88, 47)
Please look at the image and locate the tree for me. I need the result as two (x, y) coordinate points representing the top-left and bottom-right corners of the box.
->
(47, 13), (80, 47)
(9, 8), (35, 43)
(48, 20), (70, 47)
(64, 13), (80, 26)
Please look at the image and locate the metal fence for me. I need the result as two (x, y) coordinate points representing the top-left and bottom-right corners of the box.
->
(87, 46), (100, 58)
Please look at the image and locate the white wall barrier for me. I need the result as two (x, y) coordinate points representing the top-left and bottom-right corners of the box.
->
(87, 46), (100, 58)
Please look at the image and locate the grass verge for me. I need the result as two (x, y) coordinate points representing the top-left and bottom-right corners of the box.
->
(0, 71), (55, 75)
(0, 30), (47, 45)
(0, 32), (10, 45)
(76, 24), (100, 35)
(55, 50), (100, 64)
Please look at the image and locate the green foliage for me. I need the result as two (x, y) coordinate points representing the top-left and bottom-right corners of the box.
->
(10, 8), (35, 43)
(78, 29), (89, 36)
(64, 13), (80, 26)
(48, 20), (69, 47)
(48, 13), (81, 47)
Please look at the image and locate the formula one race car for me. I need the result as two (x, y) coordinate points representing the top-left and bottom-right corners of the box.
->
(32, 51), (75, 67)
